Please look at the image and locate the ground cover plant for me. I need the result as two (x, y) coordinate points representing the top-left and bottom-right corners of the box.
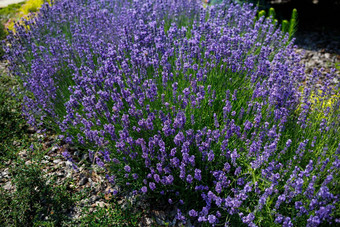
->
(0, 73), (71, 225)
(4, 0), (340, 226)
(0, 72), (140, 226)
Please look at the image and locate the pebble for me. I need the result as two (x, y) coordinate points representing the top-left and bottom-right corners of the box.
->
(66, 160), (73, 169)
(53, 159), (62, 164)
(12, 140), (21, 146)
(18, 150), (27, 158)
(27, 127), (36, 134)
(89, 195), (100, 203)
(0, 169), (9, 177)
(95, 201), (106, 208)
(50, 145), (59, 153)
(3, 181), (12, 190)
(57, 171), (65, 177)
(78, 177), (88, 186)
(145, 217), (154, 226)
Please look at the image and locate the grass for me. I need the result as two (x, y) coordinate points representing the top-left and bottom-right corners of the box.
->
(0, 71), (73, 225)
(77, 199), (142, 226)
(0, 74), (27, 165)
(0, 162), (74, 226)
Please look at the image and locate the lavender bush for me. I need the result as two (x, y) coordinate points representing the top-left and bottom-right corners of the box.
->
(4, 0), (339, 226)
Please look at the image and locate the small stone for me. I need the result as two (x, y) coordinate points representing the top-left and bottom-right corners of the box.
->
(88, 178), (93, 187)
(66, 161), (73, 169)
(78, 177), (88, 186)
(126, 193), (138, 205)
(0, 169), (9, 178)
(57, 161), (66, 168)
(53, 159), (62, 164)
(27, 127), (36, 134)
(12, 141), (21, 146)
(89, 195), (100, 203)
(145, 217), (154, 226)
(18, 150), (27, 158)
(95, 201), (106, 208)
(80, 199), (89, 207)
(57, 171), (65, 177)
(50, 146), (59, 153)
(66, 171), (73, 178)
(3, 181), (12, 190)
(78, 166), (84, 172)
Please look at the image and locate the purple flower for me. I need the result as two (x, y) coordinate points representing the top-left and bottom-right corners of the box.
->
(207, 150), (214, 161)
(189, 209), (198, 217)
(149, 182), (156, 191)
(186, 174), (193, 184)
(215, 182), (222, 194)
(96, 157), (105, 169)
(194, 169), (202, 181)
(283, 217), (293, 227)
(124, 165), (131, 172)
(242, 213), (255, 225)
(174, 132), (185, 146)
(141, 186), (147, 193)
(153, 174), (160, 183)
(166, 175), (174, 185)
(307, 215), (320, 226)
(208, 214), (216, 224)
(275, 214), (284, 224)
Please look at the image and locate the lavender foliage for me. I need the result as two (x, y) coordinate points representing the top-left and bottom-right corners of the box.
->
(5, 0), (340, 226)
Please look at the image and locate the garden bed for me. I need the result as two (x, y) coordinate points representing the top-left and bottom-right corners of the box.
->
(1, 0), (339, 226)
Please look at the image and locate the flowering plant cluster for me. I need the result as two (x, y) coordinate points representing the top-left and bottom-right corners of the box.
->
(5, 0), (339, 226)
